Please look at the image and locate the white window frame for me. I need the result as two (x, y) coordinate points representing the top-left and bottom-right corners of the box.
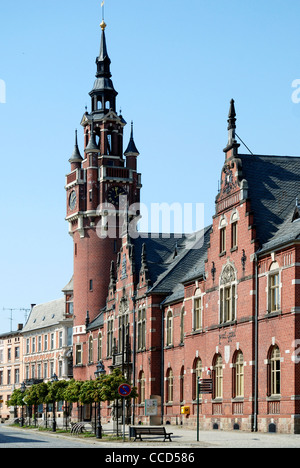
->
(230, 209), (239, 249)
(219, 262), (237, 324)
(192, 289), (204, 331)
(219, 215), (228, 254)
(166, 308), (173, 347)
(267, 262), (281, 313)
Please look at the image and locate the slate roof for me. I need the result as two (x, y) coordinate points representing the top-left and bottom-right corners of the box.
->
(22, 298), (65, 333)
(239, 153), (300, 250)
(87, 310), (104, 331)
(259, 201), (300, 253)
(131, 227), (211, 305)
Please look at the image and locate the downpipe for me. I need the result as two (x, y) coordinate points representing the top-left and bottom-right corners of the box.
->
(253, 253), (259, 432)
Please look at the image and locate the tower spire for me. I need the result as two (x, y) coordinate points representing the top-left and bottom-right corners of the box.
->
(89, 14), (118, 116)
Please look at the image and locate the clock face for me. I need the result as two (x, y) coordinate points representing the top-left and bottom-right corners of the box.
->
(69, 191), (77, 210)
(107, 186), (127, 206)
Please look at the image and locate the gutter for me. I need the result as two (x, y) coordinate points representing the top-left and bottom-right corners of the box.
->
(160, 303), (165, 425)
(132, 293), (136, 425)
(253, 252), (259, 432)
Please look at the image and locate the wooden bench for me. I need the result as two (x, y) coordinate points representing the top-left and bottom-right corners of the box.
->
(130, 426), (173, 442)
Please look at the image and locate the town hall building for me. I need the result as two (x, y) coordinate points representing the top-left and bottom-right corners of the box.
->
(65, 19), (300, 433)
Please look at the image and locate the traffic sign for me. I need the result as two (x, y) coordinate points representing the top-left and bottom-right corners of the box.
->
(118, 383), (132, 397)
(198, 378), (213, 394)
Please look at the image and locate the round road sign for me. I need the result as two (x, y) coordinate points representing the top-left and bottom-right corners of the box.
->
(118, 383), (132, 397)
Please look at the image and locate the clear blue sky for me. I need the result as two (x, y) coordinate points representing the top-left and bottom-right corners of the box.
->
(0, 0), (300, 333)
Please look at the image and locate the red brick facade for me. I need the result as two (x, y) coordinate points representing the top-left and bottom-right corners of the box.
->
(66, 25), (300, 433)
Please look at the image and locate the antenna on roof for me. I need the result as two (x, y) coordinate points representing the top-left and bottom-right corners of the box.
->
(2, 307), (30, 332)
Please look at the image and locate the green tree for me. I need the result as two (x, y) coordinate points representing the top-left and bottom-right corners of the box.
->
(63, 379), (84, 404)
(45, 379), (69, 405)
(7, 388), (27, 408)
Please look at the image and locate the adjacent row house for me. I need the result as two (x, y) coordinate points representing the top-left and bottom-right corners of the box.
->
(0, 283), (73, 421)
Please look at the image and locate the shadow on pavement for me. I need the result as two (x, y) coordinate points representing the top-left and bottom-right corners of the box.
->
(0, 431), (49, 445)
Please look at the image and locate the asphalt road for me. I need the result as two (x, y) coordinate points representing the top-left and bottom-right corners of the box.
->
(0, 425), (100, 448)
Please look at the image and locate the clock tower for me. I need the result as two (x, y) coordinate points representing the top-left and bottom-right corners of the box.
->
(65, 20), (141, 379)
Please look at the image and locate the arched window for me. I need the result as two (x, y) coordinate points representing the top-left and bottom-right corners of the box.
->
(193, 289), (202, 331)
(107, 318), (114, 357)
(213, 354), (223, 399)
(97, 333), (102, 361)
(180, 366), (184, 402)
(180, 307), (185, 344)
(233, 351), (244, 398)
(138, 371), (146, 404)
(230, 211), (239, 249)
(268, 262), (280, 313)
(268, 345), (281, 396)
(137, 307), (146, 351)
(219, 263), (237, 324)
(219, 216), (227, 254)
(97, 97), (103, 110)
(118, 296), (129, 353)
(88, 335), (93, 364)
(193, 357), (202, 400)
(166, 368), (173, 403)
(166, 310), (173, 346)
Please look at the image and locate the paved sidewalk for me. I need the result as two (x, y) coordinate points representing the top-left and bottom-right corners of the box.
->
(101, 423), (300, 448)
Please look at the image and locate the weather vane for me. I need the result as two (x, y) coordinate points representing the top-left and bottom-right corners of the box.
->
(100, 1), (106, 30)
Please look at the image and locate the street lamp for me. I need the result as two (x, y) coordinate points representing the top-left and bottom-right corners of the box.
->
(20, 382), (26, 427)
(51, 373), (58, 432)
(94, 361), (106, 439)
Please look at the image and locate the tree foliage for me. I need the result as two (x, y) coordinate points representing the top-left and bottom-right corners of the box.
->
(6, 370), (138, 409)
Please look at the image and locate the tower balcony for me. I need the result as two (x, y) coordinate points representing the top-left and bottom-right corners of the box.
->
(99, 166), (130, 181)
(99, 166), (142, 187)
(65, 168), (86, 188)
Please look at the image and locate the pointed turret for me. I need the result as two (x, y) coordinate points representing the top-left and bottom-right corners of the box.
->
(109, 260), (116, 290)
(125, 121), (139, 156)
(69, 130), (83, 170)
(139, 243), (151, 287)
(223, 99), (240, 158)
(125, 121), (139, 170)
